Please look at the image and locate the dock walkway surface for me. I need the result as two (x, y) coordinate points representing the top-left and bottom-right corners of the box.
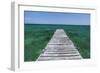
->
(37, 29), (82, 61)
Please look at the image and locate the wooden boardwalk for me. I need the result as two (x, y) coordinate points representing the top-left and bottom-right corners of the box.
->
(37, 29), (82, 61)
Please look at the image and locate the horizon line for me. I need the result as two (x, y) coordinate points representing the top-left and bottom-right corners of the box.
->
(24, 23), (90, 26)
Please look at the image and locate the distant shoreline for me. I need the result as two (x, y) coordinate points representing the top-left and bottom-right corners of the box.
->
(24, 23), (90, 26)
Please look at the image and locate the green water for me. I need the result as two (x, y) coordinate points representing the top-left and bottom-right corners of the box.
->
(24, 24), (90, 61)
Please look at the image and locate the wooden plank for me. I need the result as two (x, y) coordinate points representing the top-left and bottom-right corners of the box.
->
(37, 29), (82, 61)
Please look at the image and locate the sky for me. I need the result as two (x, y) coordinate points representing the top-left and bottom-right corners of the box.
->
(24, 11), (90, 25)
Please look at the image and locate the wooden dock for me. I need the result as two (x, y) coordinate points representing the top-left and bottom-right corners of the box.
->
(37, 29), (82, 61)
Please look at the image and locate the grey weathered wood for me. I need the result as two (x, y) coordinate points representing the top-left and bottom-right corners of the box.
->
(37, 29), (82, 61)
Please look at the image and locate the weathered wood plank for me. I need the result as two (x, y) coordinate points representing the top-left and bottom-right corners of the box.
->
(37, 29), (82, 61)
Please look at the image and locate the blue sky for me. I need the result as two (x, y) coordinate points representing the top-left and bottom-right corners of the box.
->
(24, 11), (90, 25)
